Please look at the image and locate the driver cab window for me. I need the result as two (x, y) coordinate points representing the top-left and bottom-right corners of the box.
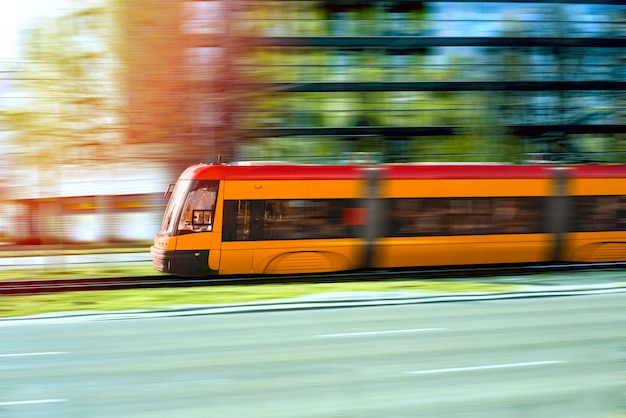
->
(178, 181), (219, 234)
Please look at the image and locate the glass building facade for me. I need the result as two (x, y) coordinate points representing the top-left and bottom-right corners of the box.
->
(182, 1), (625, 163)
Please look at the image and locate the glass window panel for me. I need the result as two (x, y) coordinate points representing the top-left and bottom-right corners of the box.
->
(388, 196), (544, 237)
(572, 195), (626, 232)
(177, 181), (219, 234)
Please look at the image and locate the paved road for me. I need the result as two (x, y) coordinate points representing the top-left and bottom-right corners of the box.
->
(1, 293), (625, 418)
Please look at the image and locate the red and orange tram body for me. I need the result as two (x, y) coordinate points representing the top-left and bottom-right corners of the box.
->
(150, 163), (626, 276)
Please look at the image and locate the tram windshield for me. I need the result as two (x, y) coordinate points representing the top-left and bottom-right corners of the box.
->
(158, 180), (219, 237)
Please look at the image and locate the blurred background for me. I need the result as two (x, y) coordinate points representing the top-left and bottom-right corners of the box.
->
(0, 0), (624, 246)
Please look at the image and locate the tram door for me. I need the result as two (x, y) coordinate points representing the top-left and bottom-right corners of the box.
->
(218, 200), (264, 274)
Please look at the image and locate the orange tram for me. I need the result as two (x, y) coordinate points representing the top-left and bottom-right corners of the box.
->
(150, 162), (626, 277)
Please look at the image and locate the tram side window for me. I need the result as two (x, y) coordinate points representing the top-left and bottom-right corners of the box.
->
(235, 200), (251, 240)
(222, 200), (255, 241)
(388, 196), (544, 237)
(223, 199), (353, 241)
(263, 199), (350, 240)
(572, 195), (626, 232)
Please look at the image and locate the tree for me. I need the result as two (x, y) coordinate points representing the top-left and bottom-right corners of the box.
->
(3, 3), (125, 167)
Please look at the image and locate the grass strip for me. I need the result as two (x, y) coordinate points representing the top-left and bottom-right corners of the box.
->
(0, 279), (517, 319)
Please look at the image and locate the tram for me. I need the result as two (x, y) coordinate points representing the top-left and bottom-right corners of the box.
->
(150, 162), (626, 276)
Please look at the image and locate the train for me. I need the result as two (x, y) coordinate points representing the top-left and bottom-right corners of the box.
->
(150, 162), (626, 277)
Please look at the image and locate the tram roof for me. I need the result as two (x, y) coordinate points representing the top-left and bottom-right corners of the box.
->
(182, 162), (626, 182)
(181, 163), (363, 181)
(382, 163), (552, 179)
(568, 165), (626, 178)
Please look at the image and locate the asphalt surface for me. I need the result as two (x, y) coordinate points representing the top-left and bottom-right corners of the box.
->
(1, 255), (624, 417)
(1, 293), (624, 418)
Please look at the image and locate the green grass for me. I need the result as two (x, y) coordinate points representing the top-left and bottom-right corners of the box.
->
(0, 264), (518, 318)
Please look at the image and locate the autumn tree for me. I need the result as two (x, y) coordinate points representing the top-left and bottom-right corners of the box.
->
(113, 0), (232, 166)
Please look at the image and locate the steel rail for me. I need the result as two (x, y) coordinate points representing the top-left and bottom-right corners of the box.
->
(1, 262), (625, 296)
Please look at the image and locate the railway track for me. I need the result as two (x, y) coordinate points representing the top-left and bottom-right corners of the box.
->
(1, 262), (625, 296)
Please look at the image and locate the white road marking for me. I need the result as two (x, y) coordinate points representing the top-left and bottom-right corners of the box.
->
(317, 328), (446, 337)
(408, 360), (566, 374)
(0, 352), (66, 358)
(0, 399), (67, 406)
